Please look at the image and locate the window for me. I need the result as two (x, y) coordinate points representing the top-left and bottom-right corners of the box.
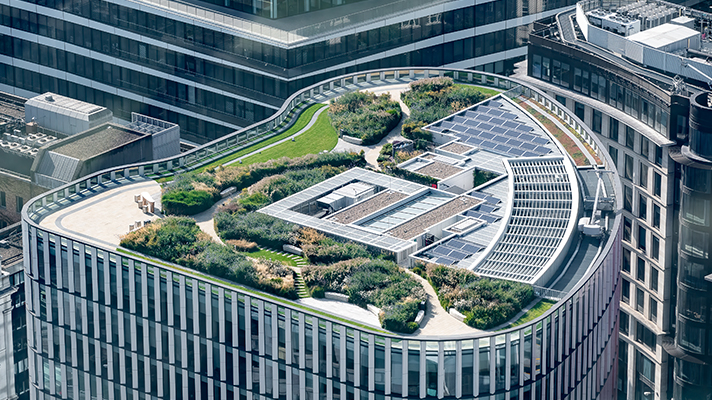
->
(641, 137), (649, 159)
(636, 288), (645, 313)
(649, 298), (658, 324)
(650, 268), (659, 293)
(639, 163), (648, 188)
(651, 236), (660, 261)
(624, 217), (632, 242)
(653, 173), (662, 198)
(15, 196), (22, 213)
(622, 248), (631, 273)
(636, 322), (656, 351)
(624, 186), (633, 212)
(555, 94), (566, 107)
(682, 192), (709, 226)
(637, 351), (655, 383)
(532, 54), (542, 78)
(609, 118), (619, 142)
(637, 257), (646, 283)
(655, 145), (663, 166)
(639, 195), (647, 220)
(0, 191), (5, 208)
(638, 226), (647, 251)
(622, 279), (630, 303)
(609, 146), (619, 169)
(575, 102), (585, 121)
(625, 126), (635, 150)
(592, 110), (602, 133)
(625, 154), (634, 181)
(653, 204), (660, 229)
(620, 311), (630, 336)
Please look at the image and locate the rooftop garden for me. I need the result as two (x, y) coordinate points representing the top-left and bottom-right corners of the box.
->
(328, 91), (402, 145)
(120, 216), (299, 299)
(400, 77), (497, 149)
(415, 263), (535, 330)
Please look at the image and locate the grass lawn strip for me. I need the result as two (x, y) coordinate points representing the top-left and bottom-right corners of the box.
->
(243, 248), (308, 267)
(116, 247), (389, 334)
(195, 104), (326, 173)
(454, 83), (501, 97)
(241, 110), (337, 165)
(501, 298), (557, 330)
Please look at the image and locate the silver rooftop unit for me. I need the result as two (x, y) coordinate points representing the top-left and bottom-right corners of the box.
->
(24, 93), (113, 136)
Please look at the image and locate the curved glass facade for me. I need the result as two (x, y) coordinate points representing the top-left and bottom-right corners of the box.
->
(21, 69), (622, 400)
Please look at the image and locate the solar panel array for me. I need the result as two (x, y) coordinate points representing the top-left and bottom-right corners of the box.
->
(472, 158), (574, 283)
(422, 238), (483, 266)
(128, 120), (164, 135)
(463, 192), (502, 223)
(425, 100), (553, 158)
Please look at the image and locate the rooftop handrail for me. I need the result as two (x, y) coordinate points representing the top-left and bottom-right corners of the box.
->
(21, 67), (622, 340)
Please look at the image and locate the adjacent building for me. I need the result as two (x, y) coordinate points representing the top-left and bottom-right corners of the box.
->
(0, 0), (581, 143)
(20, 69), (623, 400)
(519, 1), (712, 398)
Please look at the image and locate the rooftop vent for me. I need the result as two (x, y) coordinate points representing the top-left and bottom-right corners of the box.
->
(45, 95), (54, 102)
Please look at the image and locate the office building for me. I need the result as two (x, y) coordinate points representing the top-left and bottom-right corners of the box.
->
(519, 1), (712, 398)
(0, 0), (580, 143)
(21, 68), (622, 399)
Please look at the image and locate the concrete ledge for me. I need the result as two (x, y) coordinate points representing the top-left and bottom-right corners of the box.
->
(220, 187), (237, 198)
(282, 244), (303, 256)
(324, 292), (349, 302)
(341, 135), (363, 145)
(449, 308), (466, 322)
(367, 304), (382, 317)
(415, 310), (425, 325)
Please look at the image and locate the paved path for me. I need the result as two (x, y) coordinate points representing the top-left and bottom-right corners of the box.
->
(403, 269), (483, 337)
(224, 106), (328, 167)
(522, 99), (599, 166)
(297, 298), (382, 328)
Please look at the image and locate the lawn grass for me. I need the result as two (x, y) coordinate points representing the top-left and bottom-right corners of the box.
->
(501, 298), (557, 330)
(243, 248), (304, 267)
(116, 247), (387, 333)
(241, 110), (338, 165)
(195, 103), (326, 173)
(455, 83), (501, 97)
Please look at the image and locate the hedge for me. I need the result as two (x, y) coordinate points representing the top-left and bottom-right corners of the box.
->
(162, 190), (215, 215)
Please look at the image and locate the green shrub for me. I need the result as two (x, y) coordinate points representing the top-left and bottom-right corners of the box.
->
(238, 192), (272, 211)
(302, 238), (370, 265)
(215, 211), (298, 249)
(328, 91), (402, 145)
(311, 286), (325, 298)
(120, 216), (211, 263)
(424, 264), (534, 330)
(162, 190), (215, 215)
(380, 301), (421, 333)
(473, 169), (499, 187)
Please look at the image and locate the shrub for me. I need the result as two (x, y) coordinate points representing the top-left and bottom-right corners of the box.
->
(162, 190), (215, 215)
(328, 91), (402, 145)
(302, 258), (427, 332)
(310, 286), (325, 298)
(215, 211), (298, 249)
(120, 216), (212, 263)
(238, 192), (272, 212)
(226, 239), (259, 252)
(473, 169), (499, 187)
(424, 264), (534, 330)
(301, 238), (370, 265)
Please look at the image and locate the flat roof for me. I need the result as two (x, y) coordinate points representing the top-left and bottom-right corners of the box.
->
(413, 160), (464, 180)
(26, 93), (109, 119)
(628, 23), (699, 49)
(328, 190), (408, 225)
(386, 196), (481, 240)
(51, 125), (145, 160)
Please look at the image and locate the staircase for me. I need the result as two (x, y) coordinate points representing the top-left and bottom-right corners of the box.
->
(294, 271), (310, 298)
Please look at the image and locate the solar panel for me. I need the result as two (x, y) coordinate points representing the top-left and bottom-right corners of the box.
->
(440, 122), (454, 129)
(489, 117), (505, 126)
(432, 246), (450, 256)
(479, 204), (499, 213)
(492, 135), (509, 143)
(436, 257), (457, 265)
(475, 114), (491, 122)
(506, 138), (523, 147)
(532, 137), (549, 145)
(479, 214), (500, 223)
(507, 148), (526, 156)
(449, 250), (468, 260)
(502, 112), (518, 120)
(534, 146), (551, 154)
(489, 101), (502, 107)
(503, 121), (519, 129)
(466, 137), (483, 145)
(464, 119), (480, 128)
(480, 132), (495, 140)
(495, 144), (513, 153)
(518, 133), (535, 142)
(462, 243), (483, 253)
(491, 126), (507, 134)
(480, 141), (497, 150)
(523, 151), (539, 157)
(520, 142), (537, 150)
(478, 122), (494, 131)
(448, 239), (467, 249)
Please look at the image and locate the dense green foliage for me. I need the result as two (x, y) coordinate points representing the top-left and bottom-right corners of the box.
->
(302, 258), (426, 333)
(215, 212), (298, 249)
(120, 217), (298, 298)
(423, 264), (534, 330)
(401, 78), (488, 128)
(473, 169), (500, 187)
(329, 91), (402, 145)
(215, 152), (364, 191)
(162, 190), (215, 215)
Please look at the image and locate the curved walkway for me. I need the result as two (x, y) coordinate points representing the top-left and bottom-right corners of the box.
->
(224, 106), (328, 167)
